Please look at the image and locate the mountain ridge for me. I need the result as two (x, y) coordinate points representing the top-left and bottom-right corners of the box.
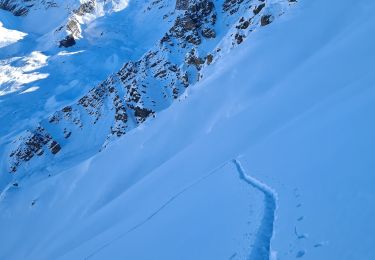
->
(2, 0), (296, 185)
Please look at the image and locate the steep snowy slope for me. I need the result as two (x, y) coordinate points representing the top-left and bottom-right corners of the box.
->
(1, 0), (375, 259)
(1, 0), (296, 189)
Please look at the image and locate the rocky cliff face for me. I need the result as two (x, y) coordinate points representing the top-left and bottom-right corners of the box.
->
(176, 0), (189, 10)
(5, 0), (296, 178)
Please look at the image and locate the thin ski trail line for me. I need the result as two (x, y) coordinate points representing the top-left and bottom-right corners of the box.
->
(232, 159), (278, 260)
(84, 161), (229, 260)
(84, 159), (278, 260)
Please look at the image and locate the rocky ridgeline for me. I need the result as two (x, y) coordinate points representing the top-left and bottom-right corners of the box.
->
(7, 0), (297, 174)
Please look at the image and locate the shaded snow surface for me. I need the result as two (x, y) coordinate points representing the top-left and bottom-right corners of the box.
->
(1, 0), (375, 259)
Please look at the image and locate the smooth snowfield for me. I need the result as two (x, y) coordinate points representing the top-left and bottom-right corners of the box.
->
(1, 0), (375, 259)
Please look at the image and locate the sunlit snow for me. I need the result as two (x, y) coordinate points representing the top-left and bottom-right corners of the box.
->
(0, 21), (26, 48)
(0, 52), (49, 96)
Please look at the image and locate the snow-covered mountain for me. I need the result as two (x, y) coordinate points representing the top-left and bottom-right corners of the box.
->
(1, 0), (375, 259)
(1, 0), (296, 186)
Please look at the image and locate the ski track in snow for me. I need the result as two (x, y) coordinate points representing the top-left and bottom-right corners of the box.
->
(232, 159), (278, 260)
(84, 159), (278, 260)
(84, 161), (230, 260)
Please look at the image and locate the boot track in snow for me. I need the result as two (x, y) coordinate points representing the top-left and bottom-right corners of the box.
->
(232, 159), (278, 260)
(84, 159), (278, 259)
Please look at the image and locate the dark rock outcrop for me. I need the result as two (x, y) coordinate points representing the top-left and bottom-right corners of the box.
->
(9, 127), (61, 172)
(260, 14), (273, 26)
(59, 35), (76, 48)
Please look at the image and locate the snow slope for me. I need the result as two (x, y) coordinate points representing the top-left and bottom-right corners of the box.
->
(1, 0), (375, 259)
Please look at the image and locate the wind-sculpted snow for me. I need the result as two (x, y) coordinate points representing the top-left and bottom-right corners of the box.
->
(4, 0), (296, 182)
